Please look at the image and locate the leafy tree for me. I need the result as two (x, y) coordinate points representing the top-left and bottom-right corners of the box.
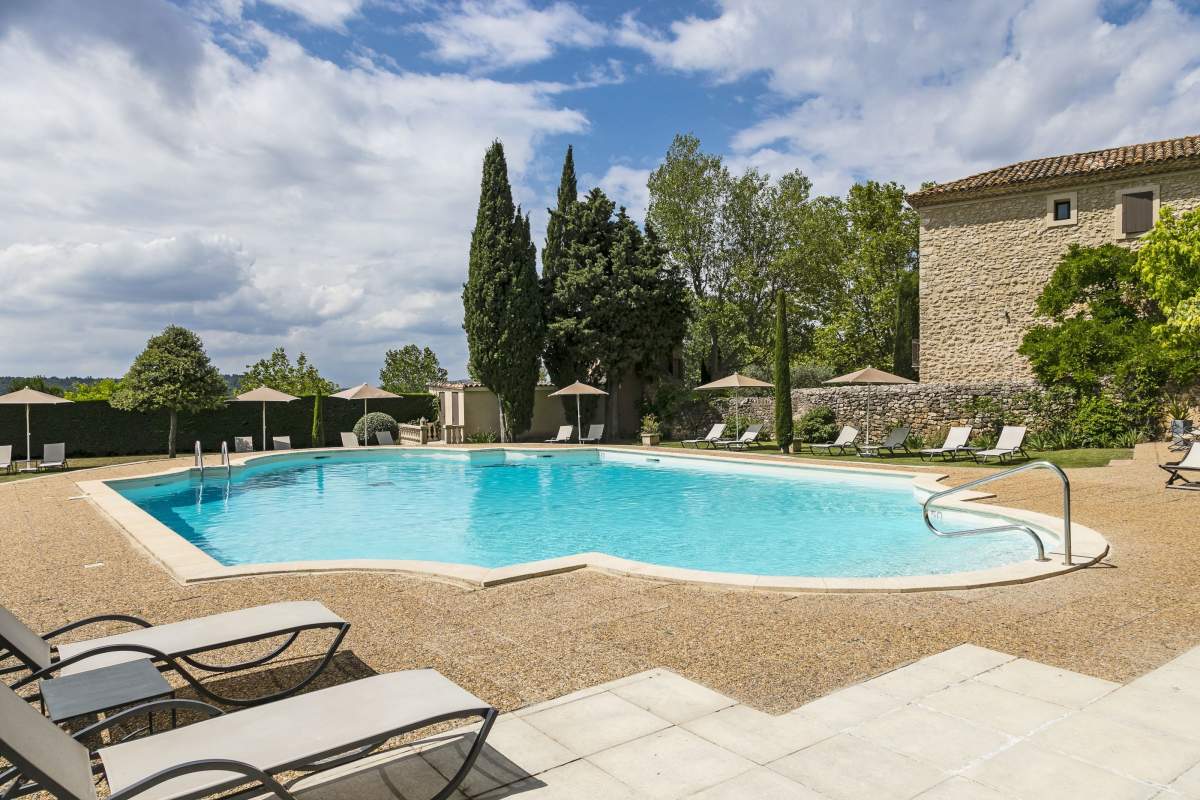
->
(64, 378), (121, 401)
(111, 326), (228, 457)
(1138, 206), (1200, 378)
(7, 376), (65, 397)
(463, 141), (543, 439)
(379, 345), (448, 393)
(773, 290), (793, 452)
(239, 348), (336, 396)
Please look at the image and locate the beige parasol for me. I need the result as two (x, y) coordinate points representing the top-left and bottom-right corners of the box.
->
(233, 387), (299, 450)
(823, 367), (915, 445)
(695, 373), (773, 438)
(0, 387), (73, 467)
(330, 383), (400, 416)
(548, 381), (609, 443)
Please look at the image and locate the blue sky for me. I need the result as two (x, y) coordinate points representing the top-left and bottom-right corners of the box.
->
(1, 0), (1199, 383)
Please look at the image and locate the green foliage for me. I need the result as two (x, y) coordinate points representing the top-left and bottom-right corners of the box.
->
(464, 430), (499, 443)
(463, 140), (543, 438)
(64, 378), (121, 401)
(1138, 206), (1200, 377)
(954, 395), (1012, 440)
(790, 360), (836, 388)
(541, 145), (587, 422)
(239, 348), (336, 396)
(310, 393), (324, 448)
(1071, 395), (1129, 448)
(893, 268), (919, 379)
(7, 376), (65, 396)
(379, 345), (448, 393)
(773, 290), (793, 451)
(795, 406), (838, 443)
(111, 326), (229, 457)
(640, 414), (661, 435)
(353, 411), (398, 445)
(1165, 394), (1193, 421)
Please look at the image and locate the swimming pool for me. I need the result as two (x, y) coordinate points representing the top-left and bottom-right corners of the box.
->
(108, 448), (1052, 579)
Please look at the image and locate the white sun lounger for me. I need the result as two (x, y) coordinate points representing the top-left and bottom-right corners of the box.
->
(0, 668), (496, 800)
(271, 435), (291, 450)
(920, 426), (975, 461)
(375, 430), (395, 446)
(37, 443), (67, 471)
(0, 445), (11, 474)
(1161, 442), (1200, 490)
(0, 601), (349, 707)
(234, 436), (254, 453)
(719, 423), (764, 450)
(545, 425), (573, 443)
(340, 431), (359, 447)
(972, 426), (1029, 463)
(579, 424), (605, 444)
(682, 423), (725, 448)
(808, 426), (858, 454)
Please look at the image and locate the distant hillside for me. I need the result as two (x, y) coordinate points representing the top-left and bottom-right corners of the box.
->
(3, 375), (244, 393)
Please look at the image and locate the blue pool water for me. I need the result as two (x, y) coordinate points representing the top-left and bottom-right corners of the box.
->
(110, 449), (1045, 577)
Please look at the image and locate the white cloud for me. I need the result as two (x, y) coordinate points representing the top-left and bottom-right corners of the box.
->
(417, 0), (606, 70)
(620, 0), (1200, 195)
(253, 0), (367, 29)
(595, 165), (651, 222)
(0, 2), (587, 380)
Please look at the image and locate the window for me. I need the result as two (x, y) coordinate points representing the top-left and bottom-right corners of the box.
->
(1114, 184), (1158, 238)
(1053, 199), (1072, 221)
(1045, 191), (1078, 227)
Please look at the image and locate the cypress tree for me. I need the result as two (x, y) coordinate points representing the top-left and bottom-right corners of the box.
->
(893, 269), (919, 379)
(773, 290), (793, 452)
(463, 141), (544, 439)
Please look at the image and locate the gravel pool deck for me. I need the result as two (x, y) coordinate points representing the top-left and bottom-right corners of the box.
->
(2, 441), (1197, 717)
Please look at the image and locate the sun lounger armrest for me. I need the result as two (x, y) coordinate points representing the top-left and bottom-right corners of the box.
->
(43, 613), (154, 641)
(74, 699), (225, 744)
(107, 758), (293, 800)
(13, 642), (173, 689)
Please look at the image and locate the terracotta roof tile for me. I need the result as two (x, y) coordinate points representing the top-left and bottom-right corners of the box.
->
(907, 134), (1200, 206)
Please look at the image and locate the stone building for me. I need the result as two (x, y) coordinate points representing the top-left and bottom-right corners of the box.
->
(907, 134), (1200, 384)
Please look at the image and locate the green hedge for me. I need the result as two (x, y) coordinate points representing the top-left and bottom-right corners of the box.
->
(0, 395), (436, 457)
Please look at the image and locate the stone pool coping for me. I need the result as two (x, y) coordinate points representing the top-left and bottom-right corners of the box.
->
(75, 445), (1110, 592)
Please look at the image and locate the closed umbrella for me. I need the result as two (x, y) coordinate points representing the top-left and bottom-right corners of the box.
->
(233, 387), (298, 451)
(694, 373), (773, 438)
(823, 367), (915, 446)
(330, 383), (400, 416)
(0, 387), (72, 469)
(548, 381), (609, 443)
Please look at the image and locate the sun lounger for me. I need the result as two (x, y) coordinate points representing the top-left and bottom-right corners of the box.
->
(340, 432), (359, 447)
(856, 426), (911, 457)
(234, 436), (254, 453)
(720, 423), (764, 450)
(972, 426), (1029, 463)
(0, 446), (11, 474)
(579, 424), (605, 444)
(920, 426), (975, 461)
(808, 426), (859, 454)
(682, 423), (726, 449)
(37, 443), (67, 471)
(0, 668), (496, 800)
(375, 430), (395, 446)
(271, 435), (291, 451)
(544, 425), (573, 443)
(1161, 442), (1200, 491)
(0, 601), (349, 707)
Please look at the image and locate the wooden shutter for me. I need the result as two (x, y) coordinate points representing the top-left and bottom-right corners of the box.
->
(1122, 191), (1154, 234)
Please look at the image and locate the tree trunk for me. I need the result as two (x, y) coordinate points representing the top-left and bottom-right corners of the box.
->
(708, 324), (721, 380)
(168, 409), (177, 458)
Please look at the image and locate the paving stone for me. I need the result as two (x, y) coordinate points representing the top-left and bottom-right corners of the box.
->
(1032, 709), (1200, 785)
(474, 759), (645, 799)
(682, 704), (835, 764)
(965, 740), (1158, 800)
(920, 680), (1070, 736)
(912, 777), (1012, 800)
(691, 766), (830, 799)
(915, 644), (1015, 679)
(522, 691), (671, 757)
(588, 727), (756, 799)
(1088, 686), (1200, 745)
(852, 705), (1011, 772)
(284, 747), (470, 800)
(769, 734), (944, 800)
(788, 684), (906, 730)
(420, 717), (576, 797)
(861, 662), (963, 703)
(974, 658), (1119, 708)
(611, 670), (737, 724)
(1170, 761), (1200, 798)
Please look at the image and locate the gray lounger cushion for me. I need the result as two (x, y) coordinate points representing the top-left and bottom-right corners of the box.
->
(54, 601), (345, 677)
(99, 670), (489, 800)
(0, 681), (97, 800)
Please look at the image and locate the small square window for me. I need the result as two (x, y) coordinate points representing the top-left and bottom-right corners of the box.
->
(1053, 199), (1071, 221)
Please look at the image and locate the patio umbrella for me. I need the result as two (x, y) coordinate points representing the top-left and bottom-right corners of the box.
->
(233, 387), (298, 451)
(823, 366), (915, 446)
(548, 381), (609, 443)
(695, 373), (773, 438)
(330, 383), (400, 416)
(0, 387), (72, 467)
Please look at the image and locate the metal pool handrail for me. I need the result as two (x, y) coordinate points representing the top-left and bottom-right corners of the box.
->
(194, 440), (204, 479)
(220, 440), (231, 478)
(922, 460), (1072, 565)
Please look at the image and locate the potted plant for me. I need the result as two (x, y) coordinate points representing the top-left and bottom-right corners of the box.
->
(1166, 395), (1193, 449)
(640, 414), (662, 446)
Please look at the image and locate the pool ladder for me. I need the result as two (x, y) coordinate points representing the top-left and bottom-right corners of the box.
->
(194, 440), (232, 480)
(922, 460), (1072, 565)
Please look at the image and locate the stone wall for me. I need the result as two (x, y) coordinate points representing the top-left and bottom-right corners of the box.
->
(917, 167), (1200, 383)
(737, 382), (1044, 440)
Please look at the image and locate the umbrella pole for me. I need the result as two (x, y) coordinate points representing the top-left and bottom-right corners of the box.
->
(363, 399), (368, 416)
(25, 403), (31, 464)
(576, 396), (582, 443)
(261, 402), (267, 451)
(735, 390), (741, 438)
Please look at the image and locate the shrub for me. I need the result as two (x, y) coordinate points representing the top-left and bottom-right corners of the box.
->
(353, 412), (399, 445)
(640, 414), (661, 435)
(465, 430), (498, 443)
(795, 406), (838, 444)
(1071, 395), (1129, 448)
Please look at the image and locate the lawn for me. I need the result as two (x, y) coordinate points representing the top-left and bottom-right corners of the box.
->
(0, 454), (170, 484)
(657, 440), (1131, 469)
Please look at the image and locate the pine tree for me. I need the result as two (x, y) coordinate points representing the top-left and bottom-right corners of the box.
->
(463, 141), (543, 439)
(773, 290), (793, 452)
